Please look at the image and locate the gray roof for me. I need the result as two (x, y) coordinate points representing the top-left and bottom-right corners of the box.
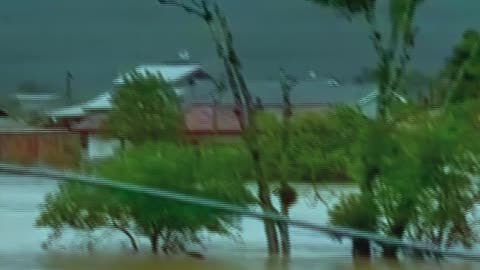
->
(0, 118), (31, 129)
(113, 63), (203, 86)
(185, 80), (376, 106)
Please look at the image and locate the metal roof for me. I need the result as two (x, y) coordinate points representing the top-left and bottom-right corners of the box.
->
(0, 118), (31, 129)
(185, 80), (377, 106)
(113, 64), (202, 85)
(46, 105), (86, 118)
(49, 87), (187, 117)
(81, 92), (113, 111)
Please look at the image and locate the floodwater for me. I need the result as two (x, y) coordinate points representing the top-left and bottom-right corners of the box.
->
(0, 173), (478, 269)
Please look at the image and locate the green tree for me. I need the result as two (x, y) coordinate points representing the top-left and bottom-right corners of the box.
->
(328, 102), (480, 259)
(376, 104), (480, 258)
(99, 142), (254, 255)
(437, 30), (480, 106)
(104, 73), (184, 145)
(36, 183), (139, 252)
(37, 142), (254, 256)
(254, 107), (370, 256)
(310, 0), (424, 120)
(157, 0), (283, 256)
(309, 0), (425, 259)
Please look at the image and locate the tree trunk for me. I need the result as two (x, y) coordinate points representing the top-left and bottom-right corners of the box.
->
(382, 245), (397, 259)
(352, 238), (371, 258)
(216, 3), (282, 257)
(150, 234), (160, 254)
(277, 183), (297, 258)
(382, 222), (407, 260)
(278, 69), (295, 258)
(278, 206), (291, 257)
(253, 146), (280, 254)
(264, 219), (280, 255)
(157, 0), (280, 256)
(112, 221), (138, 253)
(120, 228), (139, 253)
(256, 159), (280, 255)
(355, 163), (378, 258)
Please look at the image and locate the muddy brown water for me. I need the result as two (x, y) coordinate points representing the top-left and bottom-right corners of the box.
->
(1, 173), (478, 269)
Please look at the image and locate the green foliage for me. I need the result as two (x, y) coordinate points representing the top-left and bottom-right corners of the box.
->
(100, 142), (254, 252)
(309, 0), (479, 254)
(99, 142), (253, 201)
(35, 182), (135, 251)
(254, 107), (370, 182)
(388, 0), (424, 45)
(311, 0), (424, 119)
(310, 0), (375, 18)
(439, 29), (480, 104)
(37, 142), (254, 254)
(290, 107), (370, 182)
(329, 194), (378, 231)
(104, 73), (184, 145)
(311, 0), (423, 33)
(329, 101), (480, 251)
(36, 183), (130, 232)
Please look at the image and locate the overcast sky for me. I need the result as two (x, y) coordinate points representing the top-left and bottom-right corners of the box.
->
(1, 0), (479, 101)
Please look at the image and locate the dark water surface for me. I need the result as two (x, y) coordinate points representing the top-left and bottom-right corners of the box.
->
(1, 0), (479, 99)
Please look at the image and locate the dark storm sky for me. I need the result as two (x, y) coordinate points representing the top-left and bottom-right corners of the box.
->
(1, 0), (479, 100)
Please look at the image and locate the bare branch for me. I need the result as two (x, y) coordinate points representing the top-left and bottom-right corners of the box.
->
(157, 0), (207, 19)
(191, 0), (202, 8)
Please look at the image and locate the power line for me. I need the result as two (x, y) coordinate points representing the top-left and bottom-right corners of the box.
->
(0, 163), (479, 261)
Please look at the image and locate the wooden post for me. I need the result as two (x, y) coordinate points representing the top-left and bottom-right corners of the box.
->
(65, 71), (74, 105)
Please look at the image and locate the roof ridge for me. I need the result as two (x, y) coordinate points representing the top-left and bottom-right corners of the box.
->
(137, 62), (201, 67)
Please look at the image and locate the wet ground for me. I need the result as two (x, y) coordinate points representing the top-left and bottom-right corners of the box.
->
(1, 173), (478, 269)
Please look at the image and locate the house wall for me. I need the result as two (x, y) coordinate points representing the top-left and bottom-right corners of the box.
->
(62, 103), (335, 161)
(86, 134), (121, 161)
(0, 131), (81, 169)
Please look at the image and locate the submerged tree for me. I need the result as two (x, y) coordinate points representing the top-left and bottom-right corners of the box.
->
(36, 183), (139, 253)
(99, 142), (254, 255)
(157, 0), (284, 256)
(308, 0), (425, 259)
(326, 102), (480, 259)
(37, 142), (254, 257)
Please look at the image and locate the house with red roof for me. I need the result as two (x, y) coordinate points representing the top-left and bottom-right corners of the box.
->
(46, 62), (377, 160)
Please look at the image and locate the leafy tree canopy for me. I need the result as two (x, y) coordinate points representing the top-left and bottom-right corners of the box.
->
(104, 73), (184, 145)
(440, 29), (480, 104)
(330, 100), (480, 251)
(37, 142), (254, 254)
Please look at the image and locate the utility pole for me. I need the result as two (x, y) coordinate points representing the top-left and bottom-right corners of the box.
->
(65, 71), (74, 105)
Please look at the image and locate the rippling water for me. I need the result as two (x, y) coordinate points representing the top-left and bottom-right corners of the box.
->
(1, 173), (478, 269)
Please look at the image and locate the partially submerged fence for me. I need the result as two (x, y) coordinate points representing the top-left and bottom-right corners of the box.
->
(0, 162), (479, 261)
